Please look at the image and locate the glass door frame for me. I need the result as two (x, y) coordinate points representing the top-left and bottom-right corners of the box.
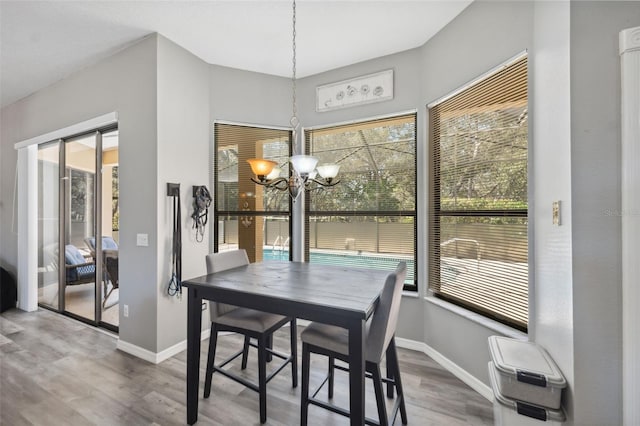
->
(59, 131), (102, 326)
(38, 124), (118, 332)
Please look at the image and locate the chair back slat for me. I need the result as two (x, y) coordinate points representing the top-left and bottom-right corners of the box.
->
(366, 262), (407, 363)
(205, 249), (250, 319)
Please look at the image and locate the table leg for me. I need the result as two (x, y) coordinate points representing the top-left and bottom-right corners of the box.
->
(187, 288), (203, 425)
(348, 319), (366, 425)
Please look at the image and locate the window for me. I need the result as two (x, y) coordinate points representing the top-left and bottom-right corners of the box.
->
(428, 54), (528, 331)
(213, 123), (292, 262)
(305, 113), (417, 290)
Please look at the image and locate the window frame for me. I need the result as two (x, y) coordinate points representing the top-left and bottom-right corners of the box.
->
(304, 112), (418, 291)
(212, 121), (293, 260)
(428, 53), (529, 331)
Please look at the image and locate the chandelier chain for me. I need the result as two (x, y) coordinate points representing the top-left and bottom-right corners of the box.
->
(291, 0), (298, 124)
(246, 0), (339, 202)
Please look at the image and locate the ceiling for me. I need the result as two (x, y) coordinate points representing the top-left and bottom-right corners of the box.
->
(0, 0), (472, 108)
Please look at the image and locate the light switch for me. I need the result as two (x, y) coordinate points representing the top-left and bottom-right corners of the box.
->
(552, 201), (561, 226)
(136, 233), (149, 246)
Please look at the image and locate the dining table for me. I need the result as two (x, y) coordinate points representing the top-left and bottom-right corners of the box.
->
(182, 260), (391, 425)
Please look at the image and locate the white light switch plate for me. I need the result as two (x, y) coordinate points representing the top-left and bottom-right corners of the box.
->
(136, 233), (149, 246)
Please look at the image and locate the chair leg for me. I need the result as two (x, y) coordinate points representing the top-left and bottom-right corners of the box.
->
(389, 338), (407, 425)
(103, 284), (116, 307)
(328, 356), (335, 399)
(372, 364), (389, 426)
(386, 346), (395, 399)
(301, 343), (310, 426)
(258, 336), (268, 423)
(204, 324), (218, 398)
(290, 318), (298, 388)
(241, 335), (250, 370)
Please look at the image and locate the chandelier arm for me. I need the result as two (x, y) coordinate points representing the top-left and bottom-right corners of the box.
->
(273, 178), (292, 191)
(308, 178), (341, 187)
(251, 176), (290, 189)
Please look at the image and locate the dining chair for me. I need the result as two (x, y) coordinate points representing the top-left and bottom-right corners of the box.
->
(300, 262), (408, 426)
(203, 249), (298, 424)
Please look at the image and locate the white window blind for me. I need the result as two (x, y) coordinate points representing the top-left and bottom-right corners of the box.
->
(213, 123), (292, 261)
(429, 55), (529, 330)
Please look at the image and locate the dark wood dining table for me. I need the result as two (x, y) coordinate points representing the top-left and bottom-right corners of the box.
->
(182, 261), (390, 425)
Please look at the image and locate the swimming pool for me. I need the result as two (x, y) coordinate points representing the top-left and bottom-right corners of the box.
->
(263, 248), (415, 285)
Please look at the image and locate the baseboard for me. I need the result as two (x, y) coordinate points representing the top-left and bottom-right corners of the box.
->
(116, 323), (288, 364)
(395, 337), (493, 401)
(116, 323), (491, 403)
(117, 328), (211, 364)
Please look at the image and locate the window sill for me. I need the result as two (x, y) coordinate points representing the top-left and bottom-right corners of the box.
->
(402, 291), (420, 299)
(424, 295), (527, 340)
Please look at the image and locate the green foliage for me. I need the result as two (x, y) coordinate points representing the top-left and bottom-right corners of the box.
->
(440, 197), (527, 211)
(437, 107), (528, 216)
(308, 120), (416, 212)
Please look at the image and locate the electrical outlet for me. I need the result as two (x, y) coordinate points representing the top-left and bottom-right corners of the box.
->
(124, 304), (129, 317)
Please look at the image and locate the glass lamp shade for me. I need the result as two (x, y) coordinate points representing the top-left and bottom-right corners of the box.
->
(247, 158), (277, 177)
(316, 164), (340, 179)
(266, 166), (282, 180)
(290, 155), (318, 175)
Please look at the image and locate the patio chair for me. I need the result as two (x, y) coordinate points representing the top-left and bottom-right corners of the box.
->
(84, 236), (118, 256)
(64, 244), (95, 286)
(84, 236), (119, 306)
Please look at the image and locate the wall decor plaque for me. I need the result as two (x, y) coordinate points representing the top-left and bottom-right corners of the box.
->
(316, 69), (394, 112)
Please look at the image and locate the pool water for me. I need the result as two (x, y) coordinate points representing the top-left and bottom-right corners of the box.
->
(263, 248), (415, 285)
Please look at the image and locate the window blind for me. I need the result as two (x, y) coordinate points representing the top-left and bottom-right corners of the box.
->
(429, 55), (528, 331)
(305, 113), (417, 290)
(213, 123), (292, 260)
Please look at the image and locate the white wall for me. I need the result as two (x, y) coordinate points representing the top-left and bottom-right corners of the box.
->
(0, 35), (160, 353)
(569, 2), (639, 424)
(531, 0), (574, 418)
(156, 35), (210, 351)
(209, 65), (291, 127)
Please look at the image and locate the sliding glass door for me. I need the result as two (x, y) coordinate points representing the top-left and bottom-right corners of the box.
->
(37, 142), (61, 310)
(63, 134), (98, 322)
(36, 126), (119, 331)
(100, 129), (119, 327)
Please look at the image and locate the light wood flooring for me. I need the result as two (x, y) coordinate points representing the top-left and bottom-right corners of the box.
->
(0, 308), (493, 425)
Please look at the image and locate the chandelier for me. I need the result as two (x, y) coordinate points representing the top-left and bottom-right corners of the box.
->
(247, 0), (340, 201)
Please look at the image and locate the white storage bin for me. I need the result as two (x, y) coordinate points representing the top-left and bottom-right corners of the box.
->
(490, 362), (565, 425)
(488, 336), (566, 409)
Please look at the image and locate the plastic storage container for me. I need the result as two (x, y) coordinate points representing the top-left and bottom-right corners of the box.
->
(488, 336), (566, 409)
(490, 362), (565, 425)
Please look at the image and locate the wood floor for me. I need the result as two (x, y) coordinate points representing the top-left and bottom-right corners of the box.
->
(0, 308), (493, 425)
